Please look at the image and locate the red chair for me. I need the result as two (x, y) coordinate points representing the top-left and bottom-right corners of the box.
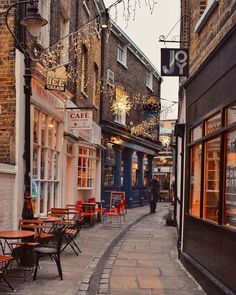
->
(76, 200), (96, 226)
(105, 201), (123, 227)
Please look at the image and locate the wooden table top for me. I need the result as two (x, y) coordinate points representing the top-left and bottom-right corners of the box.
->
(39, 216), (62, 223)
(0, 230), (35, 239)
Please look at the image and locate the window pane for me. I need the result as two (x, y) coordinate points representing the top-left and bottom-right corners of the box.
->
(225, 129), (236, 227)
(33, 145), (39, 179)
(226, 104), (236, 125)
(34, 110), (39, 143)
(190, 144), (202, 217)
(41, 113), (47, 146)
(40, 149), (45, 179)
(48, 117), (54, 148)
(191, 125), (202, 142)
(205, 113), (221, 135)
(204, 137), (220, 222)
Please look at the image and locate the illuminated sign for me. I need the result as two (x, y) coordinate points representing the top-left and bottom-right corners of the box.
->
(45, 66), (67, 91)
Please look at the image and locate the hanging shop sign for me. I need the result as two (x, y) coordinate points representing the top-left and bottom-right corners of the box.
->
(67, 109), (92, 129)
(161, 48), (189, 77)
(45, 66), (67, 91)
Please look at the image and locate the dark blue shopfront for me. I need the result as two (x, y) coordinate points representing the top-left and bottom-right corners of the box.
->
(101, 124), (161, 209)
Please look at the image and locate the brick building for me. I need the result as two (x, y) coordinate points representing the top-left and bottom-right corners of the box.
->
(175, 0), (236, 294)
(0, 0), (106, 229)
(100, 21), (162, 208)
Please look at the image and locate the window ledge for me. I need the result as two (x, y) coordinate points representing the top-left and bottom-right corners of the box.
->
(146, 84), (153, 92)
(117, 59), (128, 69)
(195, 0), (219, 33)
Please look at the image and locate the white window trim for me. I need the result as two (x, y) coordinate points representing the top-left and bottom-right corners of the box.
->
(117, 43), (128, 68)
(195, 0), (219, 33)
(146, 72), (153, 91)
(114, 113), (126, 126)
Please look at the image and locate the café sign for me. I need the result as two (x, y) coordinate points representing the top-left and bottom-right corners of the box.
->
(161, 48), (189, 77)
(67, 110), (92, 129)
(45, 66), (67, 92)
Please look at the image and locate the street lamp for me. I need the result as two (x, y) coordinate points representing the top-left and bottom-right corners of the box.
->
(5, 0), (47, 219)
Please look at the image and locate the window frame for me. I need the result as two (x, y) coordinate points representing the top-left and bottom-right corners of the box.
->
(77, 146), (96, 190)
(195, 0), (219, 33)
(32, 107), (61, 215)
(117, 42), (127, 68)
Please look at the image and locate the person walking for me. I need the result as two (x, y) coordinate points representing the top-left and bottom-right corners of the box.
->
(149, 175), (160, 214)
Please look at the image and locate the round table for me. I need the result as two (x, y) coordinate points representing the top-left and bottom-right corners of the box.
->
(0, 230), (35, 240)
(39, 217), (62, 223)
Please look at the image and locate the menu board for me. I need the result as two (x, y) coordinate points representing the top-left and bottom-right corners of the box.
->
(110, 191), (126, 209)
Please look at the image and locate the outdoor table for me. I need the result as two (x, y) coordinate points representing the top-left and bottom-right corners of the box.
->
(0, 230), (36, 268)
(0, 230), (35, 252)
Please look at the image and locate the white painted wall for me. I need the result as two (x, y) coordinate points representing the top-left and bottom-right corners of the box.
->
(0, 164), (16, 230)
(15, 49), (25, 227)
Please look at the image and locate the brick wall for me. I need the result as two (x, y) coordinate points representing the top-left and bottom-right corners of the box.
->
(102, 30), (160, 126)
(73, 0), (102, 124)
(182, 0), (236, 75)
(0, 2), (16, 164)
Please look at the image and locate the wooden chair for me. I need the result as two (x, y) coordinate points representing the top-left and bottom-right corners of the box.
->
(60, 217), (82, 256)
(49, 208), (69, 220)
(0, 254), (14, 292)
(18, 219), (54, 245)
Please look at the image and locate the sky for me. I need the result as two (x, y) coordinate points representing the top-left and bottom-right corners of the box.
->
(104, 0), (180, 119)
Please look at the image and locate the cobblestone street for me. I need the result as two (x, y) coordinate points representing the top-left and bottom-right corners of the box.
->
(0, 204), (206, 295)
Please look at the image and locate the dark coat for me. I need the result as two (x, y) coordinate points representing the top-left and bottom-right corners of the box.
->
(149, 179), (160, 198)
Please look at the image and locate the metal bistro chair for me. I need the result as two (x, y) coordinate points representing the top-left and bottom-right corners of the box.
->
(0, 254), (14, 292)
(60, 214), (83, 256)
(33, 227), (65, 280)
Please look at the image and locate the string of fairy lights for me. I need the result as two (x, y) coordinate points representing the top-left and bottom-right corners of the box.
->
(27, 0), (176, 141)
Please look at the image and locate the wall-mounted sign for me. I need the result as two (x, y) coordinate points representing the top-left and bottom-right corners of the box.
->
(45, 66), (67, 91)
(161, 48), (189, 77)
(67, 110), (92, 129)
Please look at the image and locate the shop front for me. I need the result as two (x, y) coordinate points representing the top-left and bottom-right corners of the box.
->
(64, 105), (102, 204)
(101, 125), (161, 208)
(31, 78), (65, 215)
(182, 27), (236, 294)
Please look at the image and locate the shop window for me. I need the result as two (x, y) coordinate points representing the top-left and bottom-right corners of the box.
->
(205, 113), (221, 135)
(191, 124), (203, 142)
(78, 147), (96, 189)
(132, 153), (138, 186)
(104, 145), (115, 185)
(224, 129), (236, 228)
(32, 108), (61, 214)
(190, 143), (202, 217)
(203, 137), (220, 222)
(226, 104), (236, 125)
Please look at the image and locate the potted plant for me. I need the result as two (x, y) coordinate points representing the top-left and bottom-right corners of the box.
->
(163, 209), (176, 226)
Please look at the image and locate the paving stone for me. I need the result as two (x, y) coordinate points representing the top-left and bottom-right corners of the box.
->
(110, 276), (138, 289)
(79, 283), (89, 291)
(103, 268), (112, 274)
(101, 273), (110, 279)
(115, 259), (137, 267)
(100, 278), (109, 284)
